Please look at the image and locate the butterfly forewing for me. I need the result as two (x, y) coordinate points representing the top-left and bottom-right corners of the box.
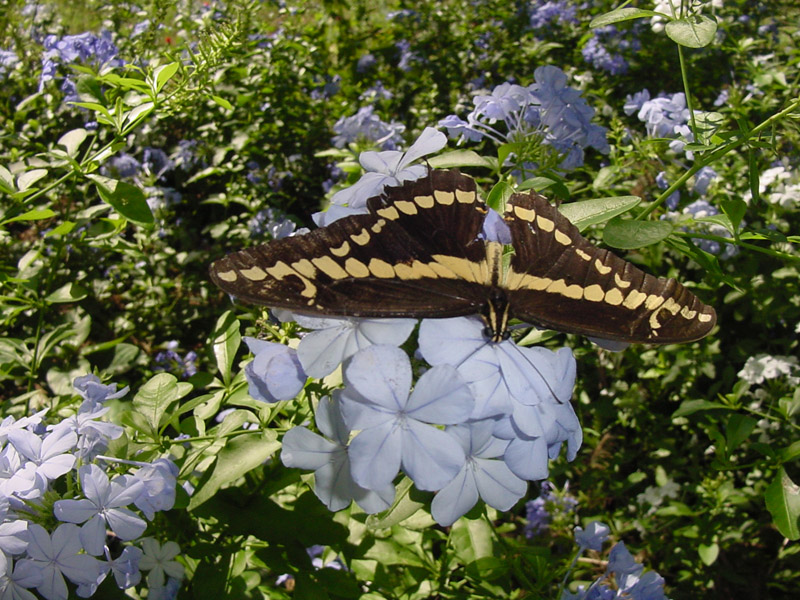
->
(503, 190), (716, 343)
(209, 170), (494, 318)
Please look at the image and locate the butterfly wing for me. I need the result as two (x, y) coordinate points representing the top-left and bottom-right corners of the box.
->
(504, 190), (716, 343)
(209, 170), (494, 318)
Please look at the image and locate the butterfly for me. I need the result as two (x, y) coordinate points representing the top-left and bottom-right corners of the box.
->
(209, 169), (716, 344)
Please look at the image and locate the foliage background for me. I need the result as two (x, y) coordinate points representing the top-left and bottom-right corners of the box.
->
(1, 0), (798, 598)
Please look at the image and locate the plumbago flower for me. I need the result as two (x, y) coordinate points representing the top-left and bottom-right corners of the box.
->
(439, 66), (608, 171)
(0, 375), (181, 599)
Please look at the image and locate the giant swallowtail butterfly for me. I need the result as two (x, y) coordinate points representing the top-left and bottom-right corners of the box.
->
(210, 169), (716, 343)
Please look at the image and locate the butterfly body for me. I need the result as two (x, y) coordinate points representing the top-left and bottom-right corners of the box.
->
(210, 169), (716, 344)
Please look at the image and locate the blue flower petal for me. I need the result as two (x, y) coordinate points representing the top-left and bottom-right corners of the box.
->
(348, 420), (402, 491)
(281, 427), (339, 470)
(405, 365), (473, 424)
(430, 465), (478, 526)
(344, 345), (411, 410)
(473, 457), (527, 510)
(504, 435), (549, 481)
(400, 420), (465, 491)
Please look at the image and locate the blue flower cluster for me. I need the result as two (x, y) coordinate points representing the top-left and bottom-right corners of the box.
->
(439, 66), (609, 171)
(624, 90), (697, 158)
(526, 0), (579, 30)
(154, 341), (199, 379)
(331, 105), (407, 151)
(39, 31), (124, 101)
(0, 50), (19, 78)
(0, 375), (181, 599)
(524, 480), (578, 538)
(562, 522), (668, 600)
(581, 25), (641, 76)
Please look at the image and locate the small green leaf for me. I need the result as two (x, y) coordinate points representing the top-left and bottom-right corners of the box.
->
(211, 311), (241, 386)
(366, 478), (425, 529)
(210, 94), (233, 110)
(3, 208), (56, 224)
(725, 413), (756, 452)
(698, 543), (719, 565)
(665, 14), (718, 48)
(486, 181), (514, 212)
(57, 129), (88, 158)
(0, 165), (14, 192)
(603, 217), (673, 249)
(672, 399), (729, 418)
(188, 431), (280, 510)
(720, 198), (747, 232)
(451, 517), (494, 563)
(124, 102), (154, 128)
(88, 174), (154, 225)
(560, 195), (641, 232)
(428, 149), (493, 169)
(45, 282), (89, 303)
(765, 467), (800, 540)
(590, 7), (659, 28)
(46, 221), (76, 237)
(17, 169), (48, 192)
(154, 62), (180, 93)
(132, 373), (192, 435)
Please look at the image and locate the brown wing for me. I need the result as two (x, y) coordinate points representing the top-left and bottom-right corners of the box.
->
(503, 190), (716, 343)
(209, 170), (494, 318)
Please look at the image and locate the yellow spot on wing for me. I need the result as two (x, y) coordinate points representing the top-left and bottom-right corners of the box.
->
(513, 205), (536, 222)
(344, 258), (370, 278)
(350, 229), (371, 246)
(644, 294), (665, 310)
(623, 289), (647, 309)
(595, 259), (611, 275)
(292, 259), (316, 278)
(431, 254), (485, 283)
(330, 240), (350, 257)
(377, 206), (399, 220)
(547, 278), (583, 299)
(583, 284), (604, 302)
(680, 306), (697, 319)
(614, 273), (631, 288)
(455, 189), (475, 204)
(312, 256), (348, 279)
(371, 218), (386, 233)
(604, 288), (624, 305)
(575, 249), (592, 261)
(394, 200), (418, 215)
(698, 311), (713, 323)
(415, 194), (435, 208)
(266, 262), (296, 280)
(216, 270), (237, 282)
(368, 258), (395, 278)
(554, 229), (572, 246)
(433, 190), (455, 205)
(536, 215), (555, 232)
(241, 266), (268, 281)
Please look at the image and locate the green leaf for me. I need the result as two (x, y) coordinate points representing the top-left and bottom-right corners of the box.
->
(720, 198), (747, 232)
(210, 94), (233, 110)
(560, 196), (641, 232)
(451, 517), (493, 563)
(698, 543), (719, 565)
(132, 373), (192, 435)
(188, 431), (280, 510)
(603, 217), (673, 249)
(211, 311), (241, 386)
(673, 399), (729, 418)
(725, 413), (756, 452)
(153, 62), (180, 93)
(17, 169), (48, 192)
(0, 164), (14, 193)
(366, 478), (425, 529)
(427, 149), (493, 169)
(665, 14), (718, 48)
(590, 7), (659, 28)
(486, 181), (514, 212)
(57, 129), (88, 158)
(765, 467), (800, 540)
(124, 102), (154, 128)
(88, 174), (154, 225)
(45, 282), (88, 303)
(2, 208), (56, 224)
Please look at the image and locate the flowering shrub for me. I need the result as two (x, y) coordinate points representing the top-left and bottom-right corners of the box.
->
(1, 0), (799, 598)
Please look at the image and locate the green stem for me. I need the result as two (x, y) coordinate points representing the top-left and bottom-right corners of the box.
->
(674, 231), (800, 262)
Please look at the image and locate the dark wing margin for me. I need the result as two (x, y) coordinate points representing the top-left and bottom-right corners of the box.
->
(503, 190), (716, 343)
(209, 169), (493, 318)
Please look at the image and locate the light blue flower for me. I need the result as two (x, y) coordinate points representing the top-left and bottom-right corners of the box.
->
(72, 374), (129, 411)
(281, 395), (395, 513)
(574, 521), (611, 551)
(430, 420), (526, 526)
(18, 523), (102, 600)
(693, 166), (717, 196)
(53, 464), (146, 556)
(7, 428), (77, 486)
(294, 315), (416, 378)
(330, 127), (447, 209)
(331, 105), (406, 150)
(0, 551), (42, 599)
(243, 337), (306, 403)
(340, 345), (474, 491)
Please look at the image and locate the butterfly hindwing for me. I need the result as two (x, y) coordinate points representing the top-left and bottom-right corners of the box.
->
(503, 190), (716, 343)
